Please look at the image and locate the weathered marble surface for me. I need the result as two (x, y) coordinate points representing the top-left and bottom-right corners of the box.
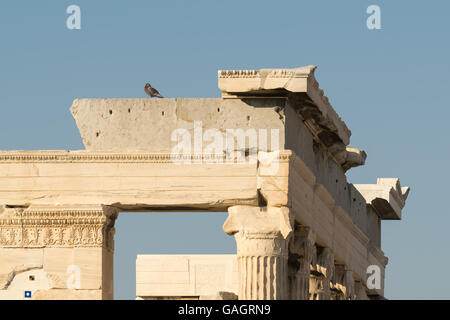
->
(136, 255), (238, 300)
(0, 66), (410, 300)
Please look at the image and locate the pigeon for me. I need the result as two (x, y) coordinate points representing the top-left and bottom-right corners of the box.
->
(144, 83), (164, 98)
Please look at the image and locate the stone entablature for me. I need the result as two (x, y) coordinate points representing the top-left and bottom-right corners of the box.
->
(0, 149), (404, 299)
(218, 66), (351, 146)
(0, 150), (259, 210)
(0, 66), (410, 300)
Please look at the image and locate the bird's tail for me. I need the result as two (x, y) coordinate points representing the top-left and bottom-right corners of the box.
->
(156, 94), (164, 98)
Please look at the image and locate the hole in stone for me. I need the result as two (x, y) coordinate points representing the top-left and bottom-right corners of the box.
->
(247, 115), (250, 121)
(335, 179), (338, 183)
(217, 108), (220, 112)
(5, 204), (29, 209)
(96, 132), (100, 137)
(353, 198), (356, 202)
(109, 110), (113, 115)
(128, 108), (131, 113)
(162, 111), (165, 116)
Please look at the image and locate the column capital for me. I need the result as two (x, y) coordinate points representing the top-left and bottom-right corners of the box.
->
(289, 226), (316, 269)
(333, 265), (355, 300)
(223, 206), (293, 239)
(310, 247), (335, 300)
(223, 206), (293, 299)
(316, 247), (334, 280)
(289, 225), (316, 300)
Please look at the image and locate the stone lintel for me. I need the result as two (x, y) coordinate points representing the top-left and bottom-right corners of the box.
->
(0, 150), (259, 211)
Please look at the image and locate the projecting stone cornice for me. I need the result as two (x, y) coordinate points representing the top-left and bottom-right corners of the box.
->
(354, 178), (410, 220)
(218, 65), (351, 146)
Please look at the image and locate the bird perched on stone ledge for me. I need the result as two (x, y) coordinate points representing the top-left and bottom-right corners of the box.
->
(144, 83), (164, 98)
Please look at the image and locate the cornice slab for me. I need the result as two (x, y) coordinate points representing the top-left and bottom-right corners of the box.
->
(354, 178), (410, 220)
(218, 66), (351, 146)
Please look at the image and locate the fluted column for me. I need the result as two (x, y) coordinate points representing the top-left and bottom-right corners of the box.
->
(223, 206), (293, 300)
(309, 247), (334, 300)
(288, 226), (316, 300)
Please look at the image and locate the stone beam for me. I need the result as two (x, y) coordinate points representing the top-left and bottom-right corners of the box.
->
(0, 151), (258, 211)
(70, 98), (286, 152)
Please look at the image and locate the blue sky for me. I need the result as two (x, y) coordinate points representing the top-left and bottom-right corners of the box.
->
(0, 0), (449, 299)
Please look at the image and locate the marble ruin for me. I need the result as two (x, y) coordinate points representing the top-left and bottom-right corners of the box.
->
(0, 66), (409, 300)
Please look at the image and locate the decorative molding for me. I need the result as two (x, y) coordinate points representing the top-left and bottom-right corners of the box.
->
(0, 150), (296, 164)
(218, 70), (261, 78)
(0, 205), (118, 250)
(219, 67), (314, 79)
(0, 152), (224, 163)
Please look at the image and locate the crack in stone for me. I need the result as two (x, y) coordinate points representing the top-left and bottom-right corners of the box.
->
(1, 264), (43, 290)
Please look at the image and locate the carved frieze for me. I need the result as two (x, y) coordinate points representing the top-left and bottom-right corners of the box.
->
(0, 205), (117, 250)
